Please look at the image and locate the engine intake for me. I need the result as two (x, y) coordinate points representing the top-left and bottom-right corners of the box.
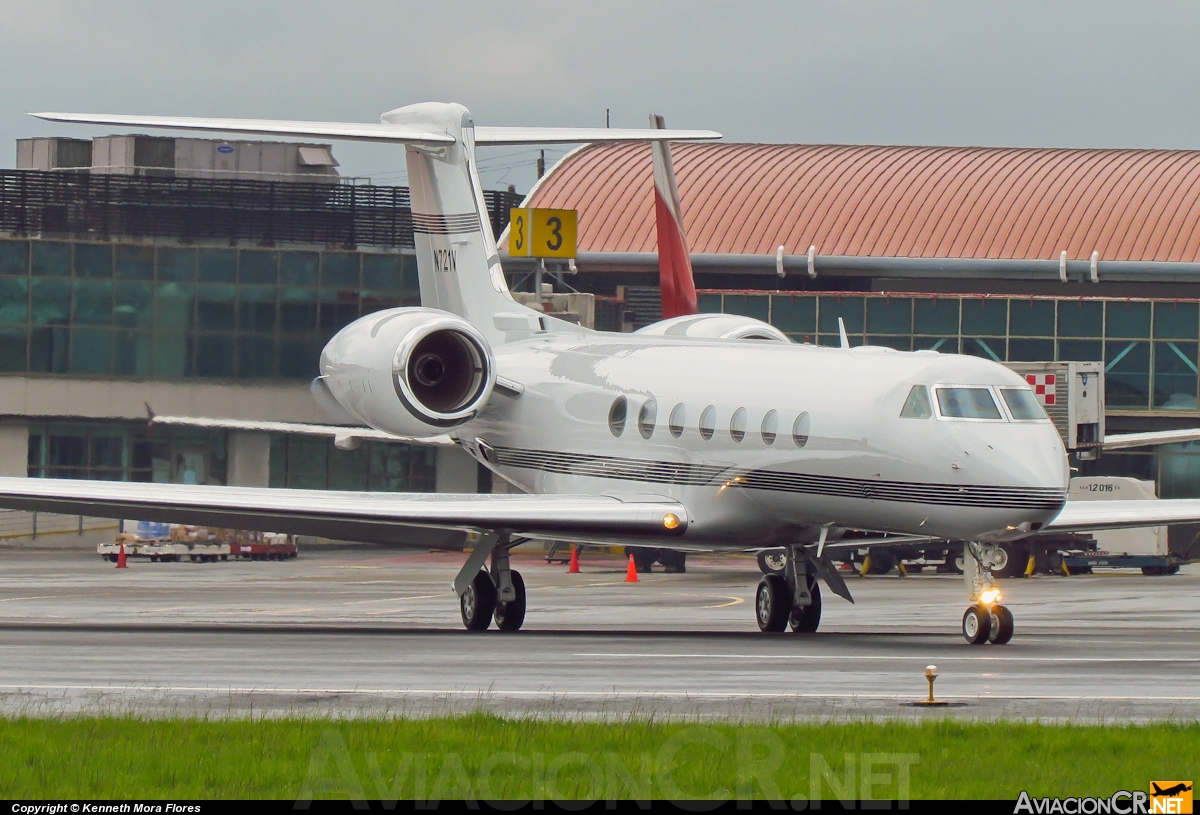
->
(320, 308), (496, 436)
(394, 315), (493, 425)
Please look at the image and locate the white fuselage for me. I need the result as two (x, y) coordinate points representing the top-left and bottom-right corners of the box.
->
(454, 332), (1069, 547)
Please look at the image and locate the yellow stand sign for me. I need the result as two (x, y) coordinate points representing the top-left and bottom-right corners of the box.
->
(509, 208), (577, 258)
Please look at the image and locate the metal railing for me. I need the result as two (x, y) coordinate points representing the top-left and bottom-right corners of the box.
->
(0, 509), (117, 541)
(0, 170), (524, 249)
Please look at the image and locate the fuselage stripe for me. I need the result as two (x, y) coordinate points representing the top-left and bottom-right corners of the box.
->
(490, 445), (1066, 511)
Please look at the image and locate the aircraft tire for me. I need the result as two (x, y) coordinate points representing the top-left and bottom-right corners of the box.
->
(493, 570), (527, 632)
(460, 570), (497, 632)
(988, 604), (1014, 645)
(757, 550), (786, 575)
(962, 603), (992, 645)
(789, 578), (822, 633)
(756, 574), (791, 633)
(991, 543), (1029, 579)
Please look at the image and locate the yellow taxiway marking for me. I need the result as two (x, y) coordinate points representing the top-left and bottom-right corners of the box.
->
(702, 596), (745, 608)
(340, 593), (445, 606)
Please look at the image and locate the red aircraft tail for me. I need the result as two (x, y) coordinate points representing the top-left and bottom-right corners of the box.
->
(650, 114), (698, 318)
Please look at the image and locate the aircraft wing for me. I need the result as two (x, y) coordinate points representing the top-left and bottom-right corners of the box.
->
(1042, 498), (1200, 533)
(30, 113), (455, 144)
(0, 477), (688, 547)
(31, 114), (721, 147)
(1103, 428), (1200, 450)
(149, 416), (454, 448)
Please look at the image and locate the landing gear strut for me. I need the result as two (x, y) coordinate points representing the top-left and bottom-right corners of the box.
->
(755, 545), (822, 634)
(961, 541), (1013, 645)
(453, 532), (528, 632)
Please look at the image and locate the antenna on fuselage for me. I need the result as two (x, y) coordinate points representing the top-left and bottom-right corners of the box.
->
(838, 318), (850, 349)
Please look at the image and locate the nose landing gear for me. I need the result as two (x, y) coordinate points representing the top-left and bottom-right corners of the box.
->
(961, 541), (1014, 645)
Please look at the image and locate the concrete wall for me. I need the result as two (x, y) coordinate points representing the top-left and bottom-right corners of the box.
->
(0, 378), (332, 424)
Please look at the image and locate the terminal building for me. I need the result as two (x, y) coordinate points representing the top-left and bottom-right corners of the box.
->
(0, 136), (522, 496)
(517, 142), (1200, 501)
(7, 133), (1200, 510)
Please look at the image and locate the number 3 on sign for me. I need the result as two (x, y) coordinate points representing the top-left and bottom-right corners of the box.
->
(509, 209), (528, 256)
(508, 208), (576, 258)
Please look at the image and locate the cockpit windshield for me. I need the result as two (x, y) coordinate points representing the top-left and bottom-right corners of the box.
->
(1000, 388), (1049, 420)
(900, 385), (933, 418)
(935, 387), (1002, 420)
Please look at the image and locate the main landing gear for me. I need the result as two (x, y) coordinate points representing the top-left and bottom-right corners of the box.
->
(961, 542), (1014, 645)
(454, 532), (527, 632)
(755, 545), (823, 634)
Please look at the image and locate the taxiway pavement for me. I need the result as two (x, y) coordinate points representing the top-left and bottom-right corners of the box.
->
(0, 546), (1195, 721)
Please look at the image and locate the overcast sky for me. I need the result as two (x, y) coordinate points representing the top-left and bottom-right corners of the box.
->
(5, 1), (1200, 192)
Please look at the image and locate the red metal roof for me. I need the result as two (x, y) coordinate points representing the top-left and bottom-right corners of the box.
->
(522, 142), (1200, 262)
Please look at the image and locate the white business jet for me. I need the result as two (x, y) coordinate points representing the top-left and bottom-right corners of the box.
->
(3, 102), (1198, 644)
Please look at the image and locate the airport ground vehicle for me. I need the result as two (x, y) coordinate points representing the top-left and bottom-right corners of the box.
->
(98, 522), (297, 563)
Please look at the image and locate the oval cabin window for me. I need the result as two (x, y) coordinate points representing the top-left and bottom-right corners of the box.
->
(699, 405), (717, 440)
(792, 411), (811, 447)
(638, 398), (657, 439)
(609, 396), (628, 437)
(669, 403), (686, 438)
(730, 407), (747, 443)
(761, 409), (778, 445)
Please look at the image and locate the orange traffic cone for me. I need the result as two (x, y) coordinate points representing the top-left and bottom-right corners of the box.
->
(116, 543), (128, 569)
(568, 546), (581, 573)
(624, 553), (639, 583)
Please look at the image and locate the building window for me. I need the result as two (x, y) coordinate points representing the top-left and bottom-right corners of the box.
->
(27, 421), (227, 484)
(705, 291), (1200, 414)
(268, 435), (436, 492)
(0, 237), (418, 381)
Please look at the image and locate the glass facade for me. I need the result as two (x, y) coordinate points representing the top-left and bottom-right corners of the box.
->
(28, 421), (228, 483)
(26, 421), (437, 492)
(268, 435), (437, 492)
(701, 292), (1200, 413)
(0, 238), (419, 380)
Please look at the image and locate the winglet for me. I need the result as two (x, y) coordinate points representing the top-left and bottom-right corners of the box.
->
(838, 318), (850, 349)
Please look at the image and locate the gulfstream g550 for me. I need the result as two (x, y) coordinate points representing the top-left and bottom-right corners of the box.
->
(5, 102), (1199, 643)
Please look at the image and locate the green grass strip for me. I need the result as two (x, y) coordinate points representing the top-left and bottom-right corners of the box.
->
(1, 715), (1195, 800)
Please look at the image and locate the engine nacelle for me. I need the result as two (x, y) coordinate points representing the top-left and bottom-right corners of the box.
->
(635, 313), (791, 342)
(320, 308), (496, 435)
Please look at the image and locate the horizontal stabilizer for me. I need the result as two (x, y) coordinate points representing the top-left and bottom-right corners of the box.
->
(1045, 498), (1200, 531)
(30, 113), (455, 144)
(150, 416), (454, 448)
(1103, 427), (1200, 450)
(474, 126), (722, 145)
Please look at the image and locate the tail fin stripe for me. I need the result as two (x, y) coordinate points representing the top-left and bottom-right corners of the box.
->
(412, 212), (482, 234)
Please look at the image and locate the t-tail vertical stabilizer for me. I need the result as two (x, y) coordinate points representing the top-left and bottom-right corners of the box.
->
(384, 103), (517, 346)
